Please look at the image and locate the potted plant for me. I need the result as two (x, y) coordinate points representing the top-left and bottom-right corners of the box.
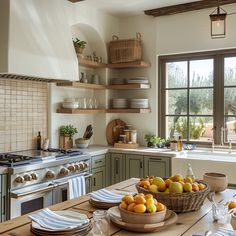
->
(73, 38), (87, 54)
(144, 134), (165, 148)
(59, 124), (78, 149)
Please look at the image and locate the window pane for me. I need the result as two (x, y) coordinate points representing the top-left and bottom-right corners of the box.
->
(224, 88), (236, 115)
(189, 117), (213, 141)
(166, 61), (187, 88)
(166, 90), (187, 115)
(189, 89), (213, 115)
(225, 117), (236, 142)
(166, 116), (187, 139)
(225, 57), (236, 86)
(189, 59), (213, 87)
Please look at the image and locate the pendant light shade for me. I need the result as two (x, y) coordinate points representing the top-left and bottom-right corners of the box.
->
(210, 6), (227, 39)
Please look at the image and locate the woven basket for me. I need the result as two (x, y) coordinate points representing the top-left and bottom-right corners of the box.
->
(109, 33), (142, 64)
(136, 181), (210, 213)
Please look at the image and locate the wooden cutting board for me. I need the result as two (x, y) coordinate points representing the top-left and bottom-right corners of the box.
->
(106, 119), (126, 145)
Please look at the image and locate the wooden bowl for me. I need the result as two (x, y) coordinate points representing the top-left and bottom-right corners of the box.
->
(203, 173), (228, 192)
(119, 206), (166, 224)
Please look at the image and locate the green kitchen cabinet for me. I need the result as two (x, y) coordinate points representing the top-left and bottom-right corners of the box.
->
(125, 154), (144, 179)
(91, 166), (106, 191)
(91, 154), (106, 191)
(0, 174), (7, 222)
(144, 156), (170, 178)
(110, 153), (126, 184)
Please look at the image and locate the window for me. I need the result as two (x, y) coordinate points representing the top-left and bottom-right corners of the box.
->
(159, 49), (236, 145)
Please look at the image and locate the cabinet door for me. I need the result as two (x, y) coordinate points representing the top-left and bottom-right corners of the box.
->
(110, 153), (126, 185)
(0, 174), (7, 222)
(144, 156), (170, 178)
(125, 154), (144, 179)
(92, 166), (106, 191)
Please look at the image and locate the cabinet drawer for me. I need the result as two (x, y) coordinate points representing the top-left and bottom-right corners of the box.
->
(92, 155), (106, 169)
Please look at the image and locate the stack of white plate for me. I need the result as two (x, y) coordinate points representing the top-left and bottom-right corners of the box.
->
(62, 102), (79, 109)
(130, 99), (149, 108)
(112, 99), (128, 108)
(126, 77), (149, 84)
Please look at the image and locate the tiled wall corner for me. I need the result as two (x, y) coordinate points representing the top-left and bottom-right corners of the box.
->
(0, 78), (48, 153)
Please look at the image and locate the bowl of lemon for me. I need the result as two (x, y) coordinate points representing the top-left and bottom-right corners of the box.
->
(119, 193), (166, 224)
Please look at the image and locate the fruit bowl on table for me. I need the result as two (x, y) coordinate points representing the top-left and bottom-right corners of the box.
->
(119, 205), (166, 224)
(135, 177), (210, 213)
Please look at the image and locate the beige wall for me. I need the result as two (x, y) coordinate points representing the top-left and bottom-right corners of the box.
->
(0, 78), (48, 152)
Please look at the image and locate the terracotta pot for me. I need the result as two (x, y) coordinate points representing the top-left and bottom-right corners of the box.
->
(59, 136), (73, 149)
(75, 47), (84, 54)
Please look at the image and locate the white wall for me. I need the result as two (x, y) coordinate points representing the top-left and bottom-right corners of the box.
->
(50, 2), (120, 147)
(51, 2), (236, 148)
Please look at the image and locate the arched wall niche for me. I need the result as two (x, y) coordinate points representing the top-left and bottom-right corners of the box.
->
(71, 23), (107, 63)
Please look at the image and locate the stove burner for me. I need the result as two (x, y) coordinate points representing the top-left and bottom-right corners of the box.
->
(46, 148), (83, 157)
(0, 153), (40, 167)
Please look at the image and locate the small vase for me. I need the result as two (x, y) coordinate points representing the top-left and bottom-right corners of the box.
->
(59, 136), (73, 149)
(75, 47), (84, 54)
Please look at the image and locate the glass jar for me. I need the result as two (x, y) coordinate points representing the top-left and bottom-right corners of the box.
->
(130, 130), (137, 144)
(124, 130), (131, 143)
(93, 210), (110, 236)
(119, 134), (127, 143)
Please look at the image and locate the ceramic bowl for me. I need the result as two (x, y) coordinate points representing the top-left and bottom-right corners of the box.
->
(119, 205), (166, 224)
(75, 138), (90, 148)
(203, 172), (228, 192)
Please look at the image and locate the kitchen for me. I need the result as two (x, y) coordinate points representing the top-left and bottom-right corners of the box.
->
(1, 0), (236, 235)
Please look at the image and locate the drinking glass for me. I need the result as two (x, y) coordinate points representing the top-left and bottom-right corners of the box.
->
(93, 210), (109, 236)
(212, 203), (228, 223)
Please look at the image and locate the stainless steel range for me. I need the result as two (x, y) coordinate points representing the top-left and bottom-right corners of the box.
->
(0, 149), (91, 219)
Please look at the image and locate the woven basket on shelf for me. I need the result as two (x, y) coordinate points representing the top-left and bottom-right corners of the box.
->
(109, 33), (142, 64)
(136, 181), (210, 213)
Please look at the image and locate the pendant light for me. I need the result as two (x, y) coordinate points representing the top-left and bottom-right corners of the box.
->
(209, 2), (227, 39)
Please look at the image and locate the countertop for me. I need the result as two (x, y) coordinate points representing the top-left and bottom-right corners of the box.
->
(0, 178), (235, 236)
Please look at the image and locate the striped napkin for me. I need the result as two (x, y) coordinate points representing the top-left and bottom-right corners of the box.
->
(68, 175), (86, 200)
(89, 188), (128, 203)
(29, 208), (89, 230)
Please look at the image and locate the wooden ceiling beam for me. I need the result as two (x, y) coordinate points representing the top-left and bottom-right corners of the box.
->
(67, 0), (85, 3)
(144, 0), (236, 17)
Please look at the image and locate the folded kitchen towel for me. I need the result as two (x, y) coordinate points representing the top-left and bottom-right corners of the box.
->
(29, 208), (89, 230)
(89, 188), (128, 203)
(68, 175), (86, 200)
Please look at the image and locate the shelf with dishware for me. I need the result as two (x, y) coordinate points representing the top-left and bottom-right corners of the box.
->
(56, 81), (150, 90)
(78, 57), (150, 69)
(56, 108), (107, 114)
(56, 108), (151, 114)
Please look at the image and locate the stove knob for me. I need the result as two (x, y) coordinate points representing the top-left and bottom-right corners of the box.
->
(84, 162), (89, 169)
(59, 167), (69, 176)
(31, 173), (38, 180)
(67, 165), (75, 172)
(15, 176), (24, 184)
(23, 174), (32, 182)
(45, 170), (55, 179)
(74, 163), (79, 170)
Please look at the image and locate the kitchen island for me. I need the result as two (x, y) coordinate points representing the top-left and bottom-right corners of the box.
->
(0, 178), (235, 236)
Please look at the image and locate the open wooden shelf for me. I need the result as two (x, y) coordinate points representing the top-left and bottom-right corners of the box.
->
(78, 58), (107, 68)
(56, 81), (106, 90)
(56, 108), (107, 114)
(107, 61), (151, 69)
(56, 82), (150, 90)
(107, 108), (151, 113)
(107, 83), (150, 89)
(56, 108), (151, 114)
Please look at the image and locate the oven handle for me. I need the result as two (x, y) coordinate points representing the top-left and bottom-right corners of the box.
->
(10, 184), (55, 199)
(55, 173), (93, 187)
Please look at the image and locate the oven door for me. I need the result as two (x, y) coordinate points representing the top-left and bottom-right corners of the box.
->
(10, 182), (54, 219)
(53, 173), (92, 204)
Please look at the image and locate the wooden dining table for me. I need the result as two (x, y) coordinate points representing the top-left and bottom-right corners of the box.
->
(0, 178), (236, 236)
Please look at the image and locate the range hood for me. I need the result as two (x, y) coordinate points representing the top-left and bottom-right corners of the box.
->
(0, 0), (79, 82)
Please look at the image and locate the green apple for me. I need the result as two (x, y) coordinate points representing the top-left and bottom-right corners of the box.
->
(148, 184), (158, 193)
(169, 182), (183, 193)
(152, 177), (165, 187)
